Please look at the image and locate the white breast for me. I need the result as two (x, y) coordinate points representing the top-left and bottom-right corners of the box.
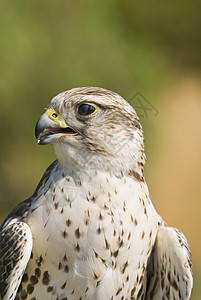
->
(23, 167), (160, 299)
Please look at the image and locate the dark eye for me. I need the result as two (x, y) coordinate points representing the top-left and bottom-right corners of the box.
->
(77, 103), (96, 116)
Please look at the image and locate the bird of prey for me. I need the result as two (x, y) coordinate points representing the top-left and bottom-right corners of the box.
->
(0, 87), (192, 300)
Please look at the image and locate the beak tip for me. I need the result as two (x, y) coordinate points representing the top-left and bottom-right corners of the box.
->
(35, 119), (41, 139)
(35, 113), (50, 140)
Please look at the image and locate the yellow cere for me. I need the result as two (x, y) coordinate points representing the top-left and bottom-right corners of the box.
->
(46, 109), (68, 128)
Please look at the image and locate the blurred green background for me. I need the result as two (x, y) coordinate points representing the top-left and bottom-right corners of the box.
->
(0, 1), (201, 297)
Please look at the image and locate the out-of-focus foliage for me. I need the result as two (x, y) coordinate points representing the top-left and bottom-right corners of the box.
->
(117, 0), (201, 67)
(0, 1), (201, 298)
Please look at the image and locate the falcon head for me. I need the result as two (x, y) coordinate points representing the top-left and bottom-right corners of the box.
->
(35, 87), (145, 178)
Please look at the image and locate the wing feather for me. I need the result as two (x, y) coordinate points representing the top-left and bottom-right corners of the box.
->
(0, 220), (32, 300)
(145, 226), (193, 300)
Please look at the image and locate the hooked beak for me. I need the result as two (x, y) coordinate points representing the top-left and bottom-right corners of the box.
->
(35, 111), (78, 145)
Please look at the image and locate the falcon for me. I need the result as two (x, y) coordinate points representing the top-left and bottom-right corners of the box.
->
(0, 87), (193, 300)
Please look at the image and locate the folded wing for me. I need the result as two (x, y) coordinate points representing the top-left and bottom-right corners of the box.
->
(0, 220), (32, 300)
(145, 226), (193, 300)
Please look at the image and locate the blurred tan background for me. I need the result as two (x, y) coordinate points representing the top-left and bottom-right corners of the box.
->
(0, 1), (200, 298)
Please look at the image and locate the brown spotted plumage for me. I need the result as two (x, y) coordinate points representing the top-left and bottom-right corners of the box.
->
(0, 87), (192, 299)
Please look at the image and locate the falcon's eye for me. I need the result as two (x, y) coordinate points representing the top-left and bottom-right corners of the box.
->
(77, 103), (96, 116)
(51, 112), (58, 119)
